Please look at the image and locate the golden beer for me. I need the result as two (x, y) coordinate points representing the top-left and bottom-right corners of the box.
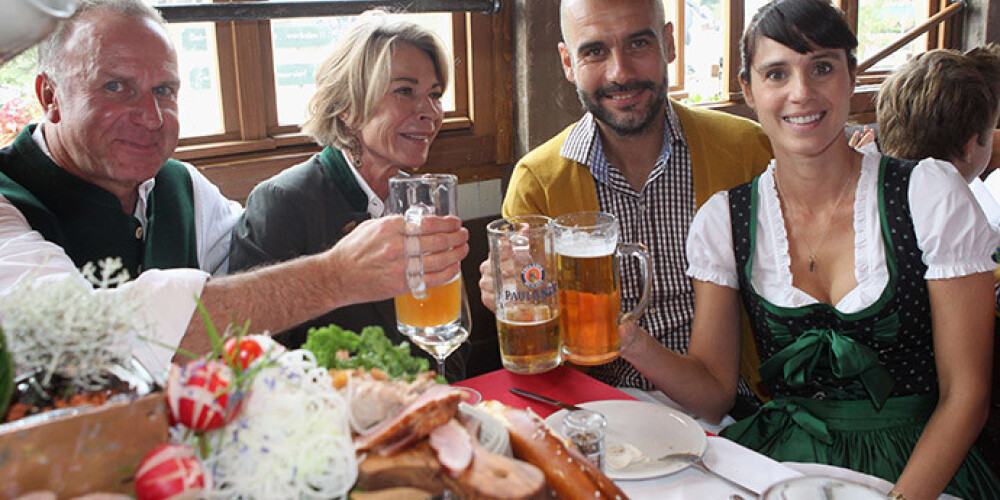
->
(394, 275), (462, 328)
(497, 304), (561, 374)
(557, 251), (621, 365)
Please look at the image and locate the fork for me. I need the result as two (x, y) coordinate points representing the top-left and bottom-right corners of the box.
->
(658, 451), (760, 499)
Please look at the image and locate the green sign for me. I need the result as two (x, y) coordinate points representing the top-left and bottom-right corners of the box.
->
(182, 27), (208, 51)
(273, 25), (334, 48)
(189, 67), (211, 91)
(275, 64), (315, 86)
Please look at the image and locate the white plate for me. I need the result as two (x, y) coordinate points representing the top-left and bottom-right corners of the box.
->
(782, 463), (960, 500)
(545, 400), (707, 480)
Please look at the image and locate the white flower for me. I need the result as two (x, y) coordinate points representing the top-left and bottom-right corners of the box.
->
(0, 258), (152, 391)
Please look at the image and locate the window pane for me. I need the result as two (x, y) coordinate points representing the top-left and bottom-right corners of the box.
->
(271, 13), (455, 126)
(683, 0), (724, 102)
(166, 22), (225, 136)
(147, 0), (224, 138)
(0, 48), (43, 147)
(858, 0), (928, 72)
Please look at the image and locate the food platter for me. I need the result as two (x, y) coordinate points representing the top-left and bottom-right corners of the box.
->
(545, 400), (707, 480)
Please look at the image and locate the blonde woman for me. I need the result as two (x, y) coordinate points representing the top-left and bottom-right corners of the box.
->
(229, 11), (468, 380)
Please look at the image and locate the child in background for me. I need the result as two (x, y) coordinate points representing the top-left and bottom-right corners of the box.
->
(876, 44), (1000, 475)
(876, 45), (1000, 227)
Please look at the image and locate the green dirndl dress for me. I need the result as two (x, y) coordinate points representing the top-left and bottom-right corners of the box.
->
(719, 157), (1000, 499)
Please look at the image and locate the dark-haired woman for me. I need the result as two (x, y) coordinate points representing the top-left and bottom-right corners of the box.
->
(618, 0), (1000, 497)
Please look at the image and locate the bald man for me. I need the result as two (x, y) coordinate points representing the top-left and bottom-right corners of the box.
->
(482, 0), (772, 403)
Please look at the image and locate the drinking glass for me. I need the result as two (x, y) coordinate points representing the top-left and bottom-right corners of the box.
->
(552, 211), (651, 365)
(486, 215), (561, 374)
(387, 174), (470, 378)
(761, 476), (886, 500)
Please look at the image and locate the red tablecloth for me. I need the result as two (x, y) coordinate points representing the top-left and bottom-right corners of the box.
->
(455, 365), (637, 418)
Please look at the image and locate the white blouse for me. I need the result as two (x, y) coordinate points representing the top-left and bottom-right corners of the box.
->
(686, 151), (1000, 314)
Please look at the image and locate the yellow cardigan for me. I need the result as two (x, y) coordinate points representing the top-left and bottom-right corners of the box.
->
(502, 100), (775, 399)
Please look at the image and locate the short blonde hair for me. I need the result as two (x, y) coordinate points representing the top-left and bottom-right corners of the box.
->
(302, 10), (451, 149)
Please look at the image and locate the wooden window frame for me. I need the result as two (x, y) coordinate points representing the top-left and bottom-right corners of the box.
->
(669, 0), (963, 121)
(168, 4), (513, 203)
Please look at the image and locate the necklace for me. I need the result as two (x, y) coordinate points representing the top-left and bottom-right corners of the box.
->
(773, 168), (855, 272)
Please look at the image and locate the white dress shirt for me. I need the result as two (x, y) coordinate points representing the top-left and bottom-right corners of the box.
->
(976, 171), (1000, 229)
(342, 153), (385, 218)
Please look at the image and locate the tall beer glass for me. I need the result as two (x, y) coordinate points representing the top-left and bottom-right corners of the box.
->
(552, 212), (650, 365)
(487, 215), (560, 374)
(388, 174), (469, 377)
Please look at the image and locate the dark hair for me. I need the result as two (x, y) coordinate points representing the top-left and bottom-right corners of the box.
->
(740, 0), (858, 83)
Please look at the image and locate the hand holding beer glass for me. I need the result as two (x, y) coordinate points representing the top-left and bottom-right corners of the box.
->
(388, 174), (470, 378)
(552, 212), (651, 365)
(486, 215), (561, 374)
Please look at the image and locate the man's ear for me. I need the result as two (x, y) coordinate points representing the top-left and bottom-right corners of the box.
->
(35, 73), (60, 123)
(558, 41), (576, 84)
(663, 22), (677, 64)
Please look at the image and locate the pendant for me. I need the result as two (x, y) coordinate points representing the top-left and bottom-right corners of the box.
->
(808, 255), (816, 272)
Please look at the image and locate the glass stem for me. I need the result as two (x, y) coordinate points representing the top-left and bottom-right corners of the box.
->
(436, 359), (446, 379)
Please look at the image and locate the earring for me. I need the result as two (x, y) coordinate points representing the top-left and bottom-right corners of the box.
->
(348, 133), (363, 169)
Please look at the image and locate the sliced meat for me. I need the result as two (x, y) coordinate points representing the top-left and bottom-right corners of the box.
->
(429, 419), (474, 477)
(354, 385), (464, 454)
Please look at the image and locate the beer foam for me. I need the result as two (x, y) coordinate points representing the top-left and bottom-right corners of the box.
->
(554, 233), (615, 258)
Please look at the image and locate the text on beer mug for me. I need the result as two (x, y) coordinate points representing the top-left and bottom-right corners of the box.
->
(487, 215), (561, 374)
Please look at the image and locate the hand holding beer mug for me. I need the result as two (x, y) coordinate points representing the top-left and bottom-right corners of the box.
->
(552, 212), (650, 365)
(487, 215), (561, 374)
(388, 174), (470, 378)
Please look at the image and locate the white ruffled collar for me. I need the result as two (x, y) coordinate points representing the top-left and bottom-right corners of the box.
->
(756, 151), (886, 310)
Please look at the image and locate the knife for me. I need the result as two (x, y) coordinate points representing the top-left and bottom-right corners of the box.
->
(509, 388), (585, 411)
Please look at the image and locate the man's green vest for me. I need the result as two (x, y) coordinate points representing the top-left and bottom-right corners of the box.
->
(0, 125), (200, 279)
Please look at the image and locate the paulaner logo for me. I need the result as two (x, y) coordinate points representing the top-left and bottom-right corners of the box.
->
(504, 282), (557, 302)
(505, 263), (556, 302)
(520, 263), (545, 289)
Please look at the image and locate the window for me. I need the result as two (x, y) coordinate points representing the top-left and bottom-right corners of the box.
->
(0, 1), (513, 203)
(659, 0), (963, 108)
(0, 48), (43, 146)
(857, 0), (932, 73)
(167, 21), (225, 137)
(173, 4), (511, 203)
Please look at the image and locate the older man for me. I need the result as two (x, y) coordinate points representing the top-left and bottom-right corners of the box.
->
(482, 0), (772, 401)
(0, 0), (468, 375)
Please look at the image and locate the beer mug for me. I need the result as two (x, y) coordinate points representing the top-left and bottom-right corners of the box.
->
(487, 215), (560, 374)
(552, 212), (650, 365)
(387, 174), (469, 377)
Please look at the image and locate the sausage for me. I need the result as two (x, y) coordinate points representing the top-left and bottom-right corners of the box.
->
(502, 408), (629, 500)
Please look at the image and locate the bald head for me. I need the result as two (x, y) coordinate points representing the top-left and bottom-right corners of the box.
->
(560, 0), (665, 50)
(556, 0), (673, 137)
